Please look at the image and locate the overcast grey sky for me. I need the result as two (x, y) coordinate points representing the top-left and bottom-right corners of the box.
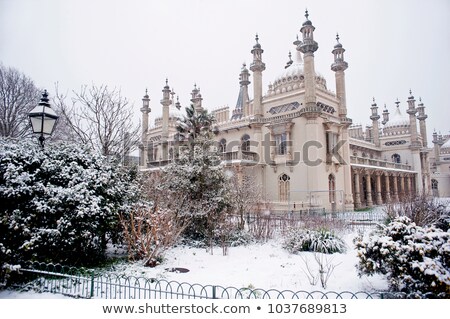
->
(1, 0), (449, 142)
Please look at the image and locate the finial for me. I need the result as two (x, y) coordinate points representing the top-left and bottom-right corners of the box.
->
(145, 88), (148, 95)
(194, 83), (197, 90)
(296, 34), (299, 41)
(409, 89), (412, 95)
(255, 33), (259, 43)
(336, 33), (340, 43)
(165, 78), (168, 85)
(372, 97), (375, 103)
(419, 97), (422, 102)
(305, 9), (309, 20)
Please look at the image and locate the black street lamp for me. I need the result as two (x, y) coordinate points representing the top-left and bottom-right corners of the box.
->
(28, 90), (59, 147)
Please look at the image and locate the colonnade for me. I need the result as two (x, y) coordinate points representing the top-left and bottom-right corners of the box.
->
(352, 168), (416, 208)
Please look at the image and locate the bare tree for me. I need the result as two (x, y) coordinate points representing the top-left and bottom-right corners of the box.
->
(227, 169), (263, 230)
(0, 64), (40, 138)
(54, 84), (140, 159)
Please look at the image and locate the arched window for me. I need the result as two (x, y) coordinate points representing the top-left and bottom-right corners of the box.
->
(278, 174), (290, 202)
(328, 174), (336, 203)
(218, 138), (227, 153)
(241, 134), (250, 152)
(431, 179), (438, 189)
(392, 153), (401, 163)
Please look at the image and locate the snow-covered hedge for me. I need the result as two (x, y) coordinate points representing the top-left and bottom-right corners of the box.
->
(355, 216), (450, 298)
(0, 138), (139, 266)
(283, 228), (346, 254)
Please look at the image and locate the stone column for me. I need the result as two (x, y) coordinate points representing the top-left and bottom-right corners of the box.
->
(384, 173), (391, 203)
(365, 171), (373, 207)
(354, 170), (362, 209)
(375, 172), (383, 205)
(405, 175), (411, 198)
(400, 174), (406, 201)
(392, 174), (399, 202)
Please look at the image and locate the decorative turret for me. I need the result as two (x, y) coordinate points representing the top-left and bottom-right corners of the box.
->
(141, 89), (151, 139)
(298, 10), (319, 54)
(250, 34), (265, 118)
(190, 84), (203, 113)
(382, 104), (389, 125)
(406, 90), (420, 148)
(416, 97), (428, 147)
(285, 51), (293, 69)
(175, 96), (181, 110)
(232, 63), (251, 120)
(432, 130), (445, 164)
(331, 33), (349, 118)
(297, 10), (319, 115)
(370, 98), (380, 147)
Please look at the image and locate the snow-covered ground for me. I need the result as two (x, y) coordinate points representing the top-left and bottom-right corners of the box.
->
(107, 231), (388, 293)
(0, 229), (388, 299)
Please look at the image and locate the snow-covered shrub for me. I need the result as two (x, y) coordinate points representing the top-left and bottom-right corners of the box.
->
(355, 216), (450, 298)
(0, 138), (139, 266)
(161, 141), (231, 244)
(283, 228), (346, 254)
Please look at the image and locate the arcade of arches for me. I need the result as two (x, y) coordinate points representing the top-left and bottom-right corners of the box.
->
(351, 168), (417, 208)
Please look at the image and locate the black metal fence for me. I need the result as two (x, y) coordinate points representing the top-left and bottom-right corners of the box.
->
(6, 262), (404, 299)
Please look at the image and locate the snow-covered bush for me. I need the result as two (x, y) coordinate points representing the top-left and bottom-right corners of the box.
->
(283, 228), (346, 254)
(355, 216), (450, 298)
(0, 138), (139, 266)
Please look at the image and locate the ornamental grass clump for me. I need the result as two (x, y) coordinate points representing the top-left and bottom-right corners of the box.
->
(283, 228), (346, 254)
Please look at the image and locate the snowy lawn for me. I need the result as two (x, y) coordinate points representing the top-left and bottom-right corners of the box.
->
(107, 231), (388, 293)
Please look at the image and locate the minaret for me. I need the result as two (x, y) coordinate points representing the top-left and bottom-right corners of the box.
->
(160, 79), (172, 160)
(331, 33), (349, 118)
(382, 104), (389, 125)
(141, 89), (151, 139)
(406, 90), (420, 149)
(432, 131), (444, 164)
(140, 89), (151, 167)
(416, 97), (428, 147)
(370, 98), (381, 147)
(250, 34), (265, 117)
(232, 63), (251, 119)
(297, 10), (319, 113)
(190, 84), (203, 113)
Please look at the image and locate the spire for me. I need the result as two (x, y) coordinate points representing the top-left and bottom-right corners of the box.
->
(285, 51), (293, 69)
(175, 96), (181, 110)
(232, 63), (251, 120)
(370, 97), (380, 121)
(298, 10), (318, 54)
(250, 34), (265, 72)
(191, 83), (203, 112)
(141, 89), (151, 113)
(382, 103), (389, 125)
(331, 33), (348, 71)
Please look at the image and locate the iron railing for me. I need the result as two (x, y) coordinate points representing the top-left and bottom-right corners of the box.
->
(5, 262), (405, 299)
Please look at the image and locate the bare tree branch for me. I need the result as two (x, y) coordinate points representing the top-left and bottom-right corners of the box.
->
(0, 63), (40, 138)
(54, 83), (140, 159)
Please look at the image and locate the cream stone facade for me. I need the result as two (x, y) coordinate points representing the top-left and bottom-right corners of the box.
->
(139, 11), (448, 213)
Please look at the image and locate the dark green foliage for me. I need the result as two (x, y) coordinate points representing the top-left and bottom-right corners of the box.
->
(0, 138), (139, 266)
